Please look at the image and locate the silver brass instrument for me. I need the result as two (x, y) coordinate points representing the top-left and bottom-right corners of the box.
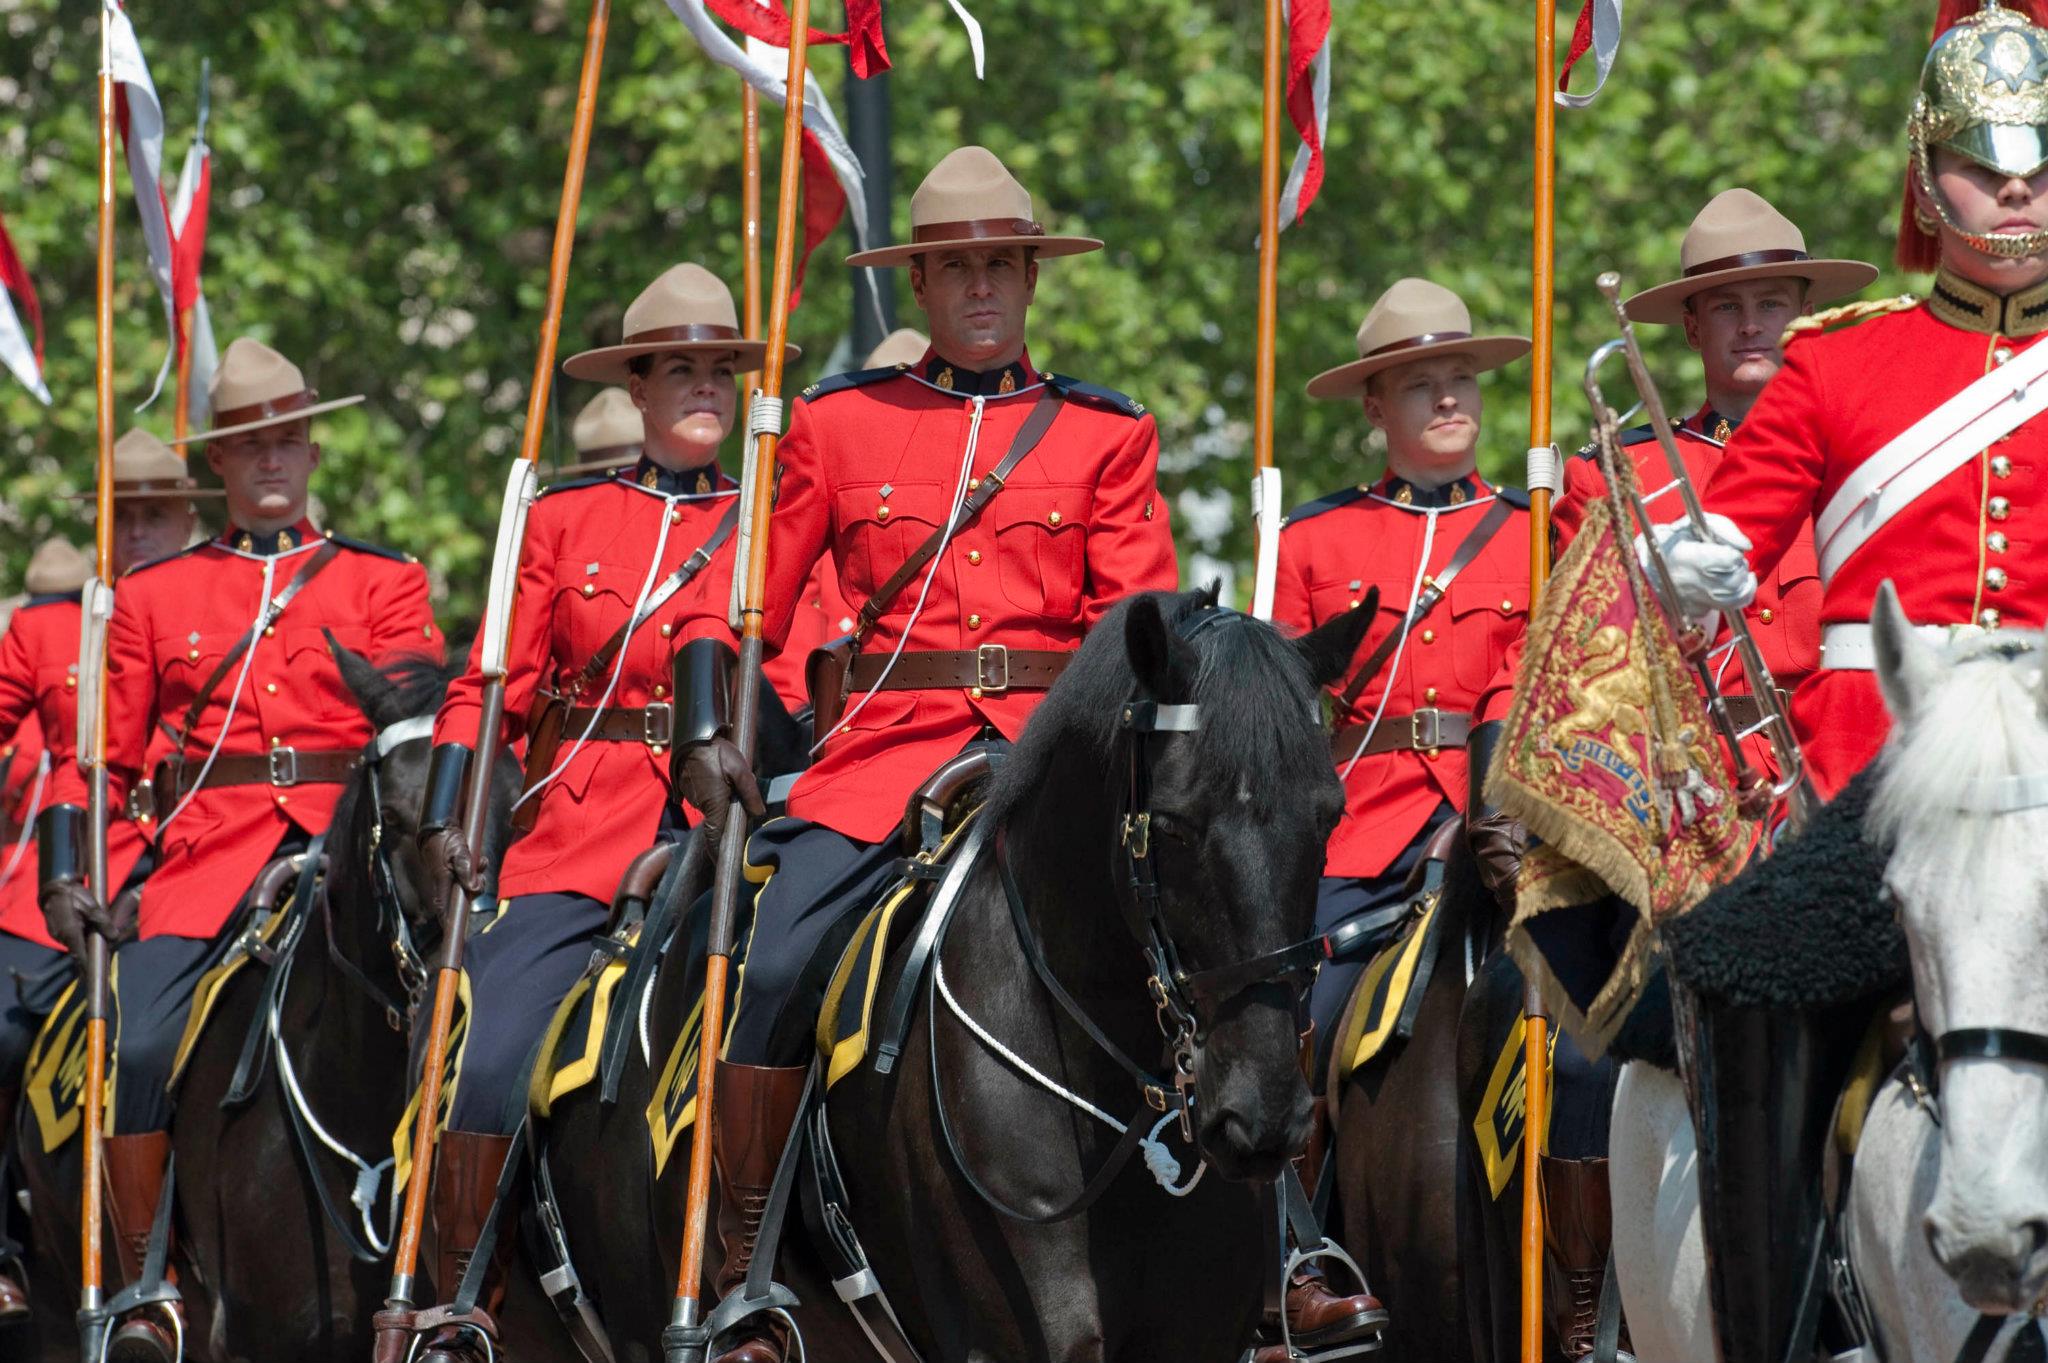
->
(1583, 270), (1817, 832)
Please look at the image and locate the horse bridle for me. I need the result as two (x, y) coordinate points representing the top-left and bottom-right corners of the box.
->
(345, 713), (436, 1030)
(1114, 608), (1335, 1124)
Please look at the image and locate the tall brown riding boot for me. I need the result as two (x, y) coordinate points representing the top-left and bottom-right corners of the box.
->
(1541, 1154), (1632, 1360)
(0, 1087), (26, 1319)
(102, 1130), (181, 1363)
(415, 1129), (517, 1363)
(711, 1063), (808, 1363)
(1254, 1098), (1389, 1363)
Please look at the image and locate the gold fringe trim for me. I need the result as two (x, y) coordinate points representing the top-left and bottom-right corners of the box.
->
(1781, 294), (1919, 347)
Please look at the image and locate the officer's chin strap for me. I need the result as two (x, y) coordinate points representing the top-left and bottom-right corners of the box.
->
(1917, 147), (2048, 260)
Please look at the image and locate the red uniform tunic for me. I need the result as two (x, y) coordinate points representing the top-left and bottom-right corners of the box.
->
(1274, 472), (1532, 879)
(434, 461), (741, 903)
(762, 352), (1178, 843)
(1703, 285), (2048, 797)
(0, 595), (162, 948)
(50, 523), (443, 939)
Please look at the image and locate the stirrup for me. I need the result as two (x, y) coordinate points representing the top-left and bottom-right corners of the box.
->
(659, 1296), (806, 1363)
(1265, 1240), (1385, 1362)
(80, 1294), (186, 1363)
(404, 1304), (503, 1363)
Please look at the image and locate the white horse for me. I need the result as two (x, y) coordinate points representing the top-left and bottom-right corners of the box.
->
(1611, 582), (2048, 1362)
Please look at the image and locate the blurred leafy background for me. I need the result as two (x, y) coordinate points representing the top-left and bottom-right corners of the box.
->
(1, 0), (1931, 617)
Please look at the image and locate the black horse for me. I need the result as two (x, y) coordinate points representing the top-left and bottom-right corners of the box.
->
(17, 647), (534, 1361)
(541, 586), (1374, 1360)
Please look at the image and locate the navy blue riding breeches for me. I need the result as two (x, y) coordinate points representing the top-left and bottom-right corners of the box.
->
(722, 818), (902, 1069)
(1307, 807), (1455, 1082)
(0, 928), (67, 1086)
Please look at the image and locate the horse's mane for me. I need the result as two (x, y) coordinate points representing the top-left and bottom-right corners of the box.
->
(985, 588), (1327, 824)
(1868, 631), (2048, 874)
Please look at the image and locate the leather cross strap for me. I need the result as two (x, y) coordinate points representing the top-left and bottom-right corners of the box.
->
(1329, 708), (1473, 761)
(173, 542), (343, 755)
(847, 388), (1067, 652)
(1337, 496), (1516, 713)
(848, 646), (1072, 695)
(564, 500), (740, 699)
(168, 748), (361, 799)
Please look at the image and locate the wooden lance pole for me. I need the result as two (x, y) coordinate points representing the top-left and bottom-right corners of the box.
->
(1247, 0), (1284, 620)
(77, 8), (120, 1346)
(664, 4), (813, 1357)
(743, 81), (764, 369)
(1521, 2), (1558, 1360)
(373, 0), (610, 1349)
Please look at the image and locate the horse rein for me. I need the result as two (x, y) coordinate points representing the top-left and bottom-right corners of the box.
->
(348, 713), (436, 1030)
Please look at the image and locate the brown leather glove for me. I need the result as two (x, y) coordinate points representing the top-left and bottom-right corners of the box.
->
(1468, 810), (1528, 913)
(677, 736), (766, 848)
(39, 878), (120, 957)
(418, 825), (484, 927)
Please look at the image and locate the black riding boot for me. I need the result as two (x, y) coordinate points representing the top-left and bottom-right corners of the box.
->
(1677, 986), (1864, 1363)
(103, 1130), (181, 1363)
(711, 1062), (808, 1363)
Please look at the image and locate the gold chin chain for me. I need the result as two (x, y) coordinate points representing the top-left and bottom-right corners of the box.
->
(1916, 144), (2048, 260)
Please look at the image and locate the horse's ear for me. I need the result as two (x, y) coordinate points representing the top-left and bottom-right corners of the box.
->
(1293, 588), (1379, 688)
(1125, 595), (1198, 701)
(1872, 581), (1941, 723)
(326, 628), (393, 726)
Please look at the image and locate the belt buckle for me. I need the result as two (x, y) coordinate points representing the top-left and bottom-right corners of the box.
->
(643, 703), (674, 748)
(1410, 707), (1441, 751)
(976, 643), (1010, 693)
(268, 747), (300, 787)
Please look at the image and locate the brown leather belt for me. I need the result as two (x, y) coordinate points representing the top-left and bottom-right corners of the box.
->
(1329, 708), (1474, 761)
(561, 704), (677, 747)
(171, 748), (362, 799)
(848, 646), (1073, 695)
(1719, 695), (1762, 733)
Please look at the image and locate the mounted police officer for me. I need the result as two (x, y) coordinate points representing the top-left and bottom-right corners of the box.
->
(672, 144), (1190, 1363)
(1656, 3), (2048, 1357)
(1274, 277), (1530, 1356)
(409, 263), (781, 1363)
(38, 341), (441, 1363)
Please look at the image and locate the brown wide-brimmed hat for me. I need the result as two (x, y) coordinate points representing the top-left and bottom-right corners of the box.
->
(555, 387), (644, 478)
(864, 328), (930, 369)
(1306, 279), (1531, 400)
(182, 338), (366, 443)
(24, 538), (91, 595)
(1624, 189), (1879, 325)
(563, 264), (794, 384)
(67, 429), (223, 502)
(845, 147), (1102, 269)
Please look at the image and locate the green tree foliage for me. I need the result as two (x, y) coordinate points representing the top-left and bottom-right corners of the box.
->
(0, 0), (1933, 617)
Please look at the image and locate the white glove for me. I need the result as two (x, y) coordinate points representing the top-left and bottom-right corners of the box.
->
(1635, 514), (1757, 618)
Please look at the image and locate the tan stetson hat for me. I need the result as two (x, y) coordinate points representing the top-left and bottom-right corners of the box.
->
(25, 538), (91, 595)
(863, 328), (930, 369)
(555, 387), (644, 478)
(1306, 279), (1531, 400)
(67, 429), (223, 502)
(182, 338), (366, 443)
(1624, 189), (1878, 325)
(845, 147), (1102, 268)
(563, 264), (794, 384)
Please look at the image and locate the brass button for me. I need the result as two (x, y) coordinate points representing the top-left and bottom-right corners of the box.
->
(1987, 566), (2009, 591)
(1048, 510), (1063, 526)
(968, 613), (983, 630)
(265, 682), (278, 694)
(276, 794), (289, 806)
(264, 625), (276, 638)
(1424, 686), (1438, 704)
(1421, 628), (1436, 644)
(654, 683), (668, 698)
(1996, 346), (2015, 366)
(1982, 608), (2004, 629)
(967, 550), (982, 565)
(582, 583), (596, 596)
(271, 736), (282, 748)
(968, 478), (982, 492)
(670, 508), (684, 524)
(877, 505), (891, 520)
(188, 649), (200, 661)
(1989, 531), (2009, 553)
(1500, 599), (1513, 612)
(1993, 454), (2014, 478)
(65, 675), (76, 689)
(969, 686), (984, 700)
(423, 625), (434, 639)
(1422, 749), (1438, 762)
(1759, 608), (1775, 624)
(1348, 599), (1360, 609)
(660, 623), (673, 638)
(1991, 496), (2012, 521)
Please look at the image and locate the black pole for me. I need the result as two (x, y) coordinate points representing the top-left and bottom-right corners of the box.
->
(846, 52), (894, 355)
